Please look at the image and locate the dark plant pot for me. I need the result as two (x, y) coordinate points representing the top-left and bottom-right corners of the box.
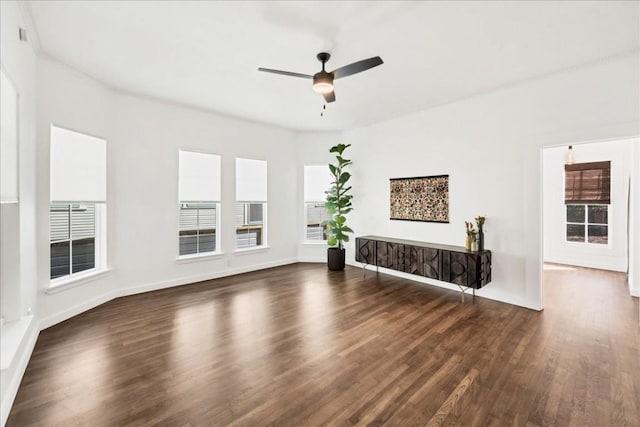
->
(327, 247), (346, 271)
(478, 230), (485, 251)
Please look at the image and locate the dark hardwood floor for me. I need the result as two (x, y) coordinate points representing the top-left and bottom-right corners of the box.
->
(7, 263), (640, 426)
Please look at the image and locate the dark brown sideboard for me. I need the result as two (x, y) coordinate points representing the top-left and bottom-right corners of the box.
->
(355, 236), (491, 297)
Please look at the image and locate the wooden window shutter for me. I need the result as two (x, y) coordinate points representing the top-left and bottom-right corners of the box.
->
(564, 161), (611, 204)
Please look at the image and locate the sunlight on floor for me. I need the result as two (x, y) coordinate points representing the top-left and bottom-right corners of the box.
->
(544, 263), (578, 271)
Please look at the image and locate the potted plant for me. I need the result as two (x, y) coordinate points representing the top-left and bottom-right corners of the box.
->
(323, 143), (354, 271)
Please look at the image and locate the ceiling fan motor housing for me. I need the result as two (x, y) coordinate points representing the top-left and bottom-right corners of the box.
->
(313, 71), (334, 94)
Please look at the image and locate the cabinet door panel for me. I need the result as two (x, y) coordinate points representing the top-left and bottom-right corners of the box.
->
(422, 248), (440, 279)
(406, 246), (440, 279)
(405, 245), (422, 275)
(377, 242), (405, 270)
(441, 251), (468, 286)
(479, 251), (492, 287)
(356, 238), (376, 265)
(467, 255), (479, 287)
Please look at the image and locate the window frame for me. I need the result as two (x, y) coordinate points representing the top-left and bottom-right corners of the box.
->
(302, 164), (332, 244)
(565, 203), (610, 246)
(49, 201), (107, 286)
(48, 124), (108, 288)
(235, 202), (267, 250)
(303, 202), (330, 243)
(177, 201), (221, 258)
(235, 157), (268, 252)
(177, 150), (223, 260)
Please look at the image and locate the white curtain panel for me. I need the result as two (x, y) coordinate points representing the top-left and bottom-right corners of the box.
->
(304, 165), (332, 202)
(236, 157), (267, 202)
(50, 125), (106, 202)
(179, 150), (221, 202)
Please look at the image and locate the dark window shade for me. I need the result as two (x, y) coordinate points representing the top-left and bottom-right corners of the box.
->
(564, 161), (611, 204)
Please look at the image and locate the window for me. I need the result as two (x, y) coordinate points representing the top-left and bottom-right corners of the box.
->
(235, 203), (264, 248)
(566, 205), (608, 244)
(564, 161), (611, 245)
(50, 204), (96, 278)
(178, 150), (221, 257)
(179, 203), (217, 255)
(304, 165), (332, 241)
(50, 125), (107, 282)
(236, 158), (267, 249)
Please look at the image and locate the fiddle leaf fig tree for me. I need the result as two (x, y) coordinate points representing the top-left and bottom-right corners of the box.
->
(324, 143), (354, 249)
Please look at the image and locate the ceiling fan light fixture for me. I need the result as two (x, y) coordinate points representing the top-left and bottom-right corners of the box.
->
(258, 53), (382, 104)
(313, 72), (333, 94)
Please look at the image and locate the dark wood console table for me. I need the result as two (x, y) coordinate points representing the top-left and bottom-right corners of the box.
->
(355, 235), (491, 301)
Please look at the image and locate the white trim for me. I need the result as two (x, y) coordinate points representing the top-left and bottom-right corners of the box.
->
(345, 260), (541, 311)
(176, 251), (224, 264)
(39, 257), (297, 330)
(297, 257), (325, 263)
(46, 268), (112, 294)
(0, 316), (33, 371)
(0, 318), (38, 427)
(301, 241), (327, 246)
(234, 245), (270, 255)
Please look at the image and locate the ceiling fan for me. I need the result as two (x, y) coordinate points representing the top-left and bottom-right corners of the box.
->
(258, 52), (383, 103)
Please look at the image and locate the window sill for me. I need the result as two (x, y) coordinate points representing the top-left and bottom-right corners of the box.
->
(46, 268), (112, 294)
(1, 315), (34, 370)
(234, 245), (270, 255)
(176, 251), (225, 264)
(301, 241), (329, 246)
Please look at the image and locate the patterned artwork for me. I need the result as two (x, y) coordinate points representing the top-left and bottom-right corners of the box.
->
(389, 175), (449, 223)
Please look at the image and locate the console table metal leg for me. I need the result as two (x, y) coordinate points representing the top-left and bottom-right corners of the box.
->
(457, 285), (468, 303)
(456, 285), (477, 303)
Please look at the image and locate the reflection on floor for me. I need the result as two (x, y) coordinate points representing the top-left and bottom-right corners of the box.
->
(7, 263), (640, 426)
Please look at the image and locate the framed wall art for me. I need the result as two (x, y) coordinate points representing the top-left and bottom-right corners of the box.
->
(389, 174), (449, 223)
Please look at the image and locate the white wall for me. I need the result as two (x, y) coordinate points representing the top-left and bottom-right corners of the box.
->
(543, 140), (633, 272)
(630, 141), (640, 297)
(342, 52), (639, 310)
(297, 132), (341, 262)
(35, 57), (299, 328)
(0, 1), (39, 425)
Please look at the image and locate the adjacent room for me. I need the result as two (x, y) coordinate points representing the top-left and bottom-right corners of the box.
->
(1, 1), (639, 426)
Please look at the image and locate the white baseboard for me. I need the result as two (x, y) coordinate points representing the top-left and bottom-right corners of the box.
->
(297, 258), (325, 263)
(543, 257), (627, 273)
(40, 258), (298, 331)
(345, 260), (539, 311)
(39, 290), (118, 330)
(630, 287), (640, 298)
(1, 320), (39, 427)
(121, 258), (298, 297)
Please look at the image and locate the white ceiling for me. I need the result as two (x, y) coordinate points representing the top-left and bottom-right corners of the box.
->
(27, 1), (639, 132)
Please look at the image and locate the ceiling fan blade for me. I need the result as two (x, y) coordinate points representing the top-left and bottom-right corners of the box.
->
(332, 56), (383, 79)
(258, 68), (312, 79)
(323, 91), (336, 103)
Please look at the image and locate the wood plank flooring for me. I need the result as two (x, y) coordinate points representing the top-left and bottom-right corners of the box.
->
(7, 263), (639, 426)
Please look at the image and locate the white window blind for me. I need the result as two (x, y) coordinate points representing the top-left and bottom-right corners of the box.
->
(178, 150), (221, 202)
(50, 125), (106, 202)
(304, 165), (332, 202)
(236, 158), (267, 202)
(1, 70), (18, 203)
